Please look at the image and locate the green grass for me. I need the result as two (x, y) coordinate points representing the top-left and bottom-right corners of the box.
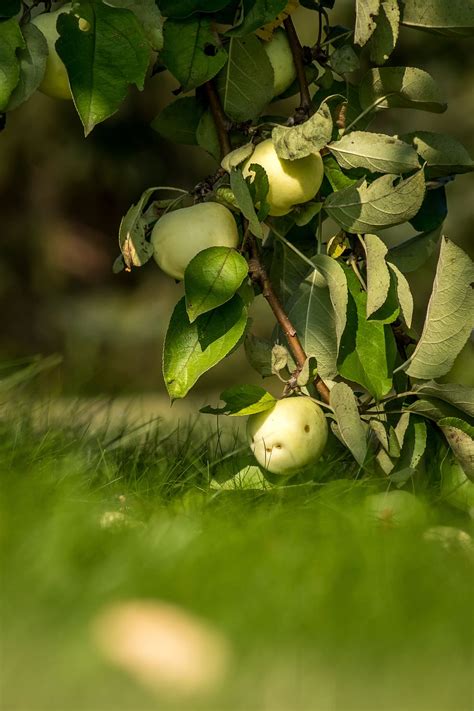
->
(1, 410), (473, 711)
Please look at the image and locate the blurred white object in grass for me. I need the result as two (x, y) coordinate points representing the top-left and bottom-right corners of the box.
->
(91, 600), (231, 697)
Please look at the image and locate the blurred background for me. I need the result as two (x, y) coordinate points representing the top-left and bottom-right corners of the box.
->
(1, 1), (473, 404)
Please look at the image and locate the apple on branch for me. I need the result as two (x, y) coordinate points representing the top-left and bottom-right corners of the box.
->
(242, 139), (324, 216)
(247, 397), (328, 475)
(151, 202), (239, 281)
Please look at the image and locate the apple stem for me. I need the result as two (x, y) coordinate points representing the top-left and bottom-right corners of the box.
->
(204, 81), (232, 160)
(247, 230), (330, 404)
(283, 17), (312, 119)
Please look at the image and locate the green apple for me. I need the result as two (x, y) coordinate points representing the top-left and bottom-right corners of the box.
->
(440, 452), (474, 515)
(242, 139), (324, 216)
(151, 202), (239, 281)
(364, 490), (428, 528)
(247, 397), (328, 475)
(31, 5), (74, 100)
(262, 29), (296, 97)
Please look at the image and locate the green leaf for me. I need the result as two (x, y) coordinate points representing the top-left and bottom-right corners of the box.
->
(221, 143), (255, 173)
(401, 131), (474, 178)
(286, 256), (348, 380)
(401, 0), (474, 37)
(413, 382), (474, 418)
(405, 238), (474, 379)
(410, 186), (447, 233)
(108, 0), (163, 50)
(338, 266), (397, 399)
(57, 2), (149, 135)
(163, 295), (248, 400)
(438, 418), (474, 481)
(196, 108), (220, 160)
(158, 0), (230, 19)
(369, 0), (400, 64)
(329, 131), (419, 174)
(185, 247), (248, 322)
(0, 18), (24, 111)
(354, 0), (380, 46)
(6, 23), (47, 111)
(364, 233), (391, 318)
(230, 169), (263, 238)
(0, 0), (21, 19)
(228, 0), (288, 36)
(118, 187), (158, 269)
(202, 384), (277, 417)
(211, 465), (271, 491)
(407, 397), (468, 423)
(216, 35), (274, 122)
(244, 333), (274, 377)
(387, 228), (441, 273)
(330, 382), (368, 466)
(388, 262), (413, 328)
(247, 162), (271, 221)
(272, 101), (333, 160)
(369, 269), (400, 325)
(161, 17), (227, 92)
(396, 415), (427, 471)
(323, 155), (358, 192)
(152, 97), (204, 145)
(359, 67), (447, 114)
(293, 201), (323, 227)
(325, 170), (425, 233)
(330, 45), (360, 75)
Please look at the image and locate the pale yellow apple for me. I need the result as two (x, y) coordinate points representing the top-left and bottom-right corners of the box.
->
(151, 202), (239, 281)
(364, 491), (428, 528)
(262, 29), (296, 97)
(440, 452), (474, 515)
(247, 397), (328, 475)
(31, 5), (76, 100)
(242, 139), (324, 216)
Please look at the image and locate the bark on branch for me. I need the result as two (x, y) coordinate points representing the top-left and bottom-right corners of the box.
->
(204, 80), (231, 160)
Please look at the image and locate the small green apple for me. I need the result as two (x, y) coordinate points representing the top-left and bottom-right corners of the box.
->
(242, 139), (324, 216)
(247, 396), (328, 475)
(31, 5), (73, 100)
(262, 29), (296, 97)
(151, 202), (239, 281)
(440, 452), (474, 515)
(364, 490), (429, 528)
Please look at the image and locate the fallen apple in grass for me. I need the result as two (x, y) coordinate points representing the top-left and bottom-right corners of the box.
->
(247, 396), (328, 475)
(151, 202), (239, 280)
(242, 139), (324, 216)
(364, 490), (429, 528)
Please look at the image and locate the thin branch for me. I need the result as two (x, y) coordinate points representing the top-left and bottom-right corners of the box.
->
(247, 230), (330, 404)
(283, 16), (312, 116)
(204, 80), (231, 160)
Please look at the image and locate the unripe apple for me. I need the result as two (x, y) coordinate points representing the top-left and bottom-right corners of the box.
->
(31, 5), (73, 100)
(262, 29), (296, 97)
(440, 452), (474, 515)
(247, 397), (328, 475)
(151, 202), (239, 281)
(364, 490), (428, 528)
(242, 139), (324, 216)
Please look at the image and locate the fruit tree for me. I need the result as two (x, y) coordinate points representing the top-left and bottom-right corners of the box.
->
(1, 0), (473, 490)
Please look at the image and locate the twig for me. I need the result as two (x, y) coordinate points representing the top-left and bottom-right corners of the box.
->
(247, 230), (330, 404)
(204, 80), (231, 160)
(283, 16), (312, 117)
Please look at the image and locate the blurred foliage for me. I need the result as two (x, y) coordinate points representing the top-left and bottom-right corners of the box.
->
(1, 1), (473, 395)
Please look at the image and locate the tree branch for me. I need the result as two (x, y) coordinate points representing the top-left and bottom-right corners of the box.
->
(247, 231), (330, 404)
(283, 16), (311, 117)
(204, 80), (231, 160)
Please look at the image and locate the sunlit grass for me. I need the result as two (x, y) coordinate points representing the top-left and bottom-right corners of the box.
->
(1, 410), (473, 711)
